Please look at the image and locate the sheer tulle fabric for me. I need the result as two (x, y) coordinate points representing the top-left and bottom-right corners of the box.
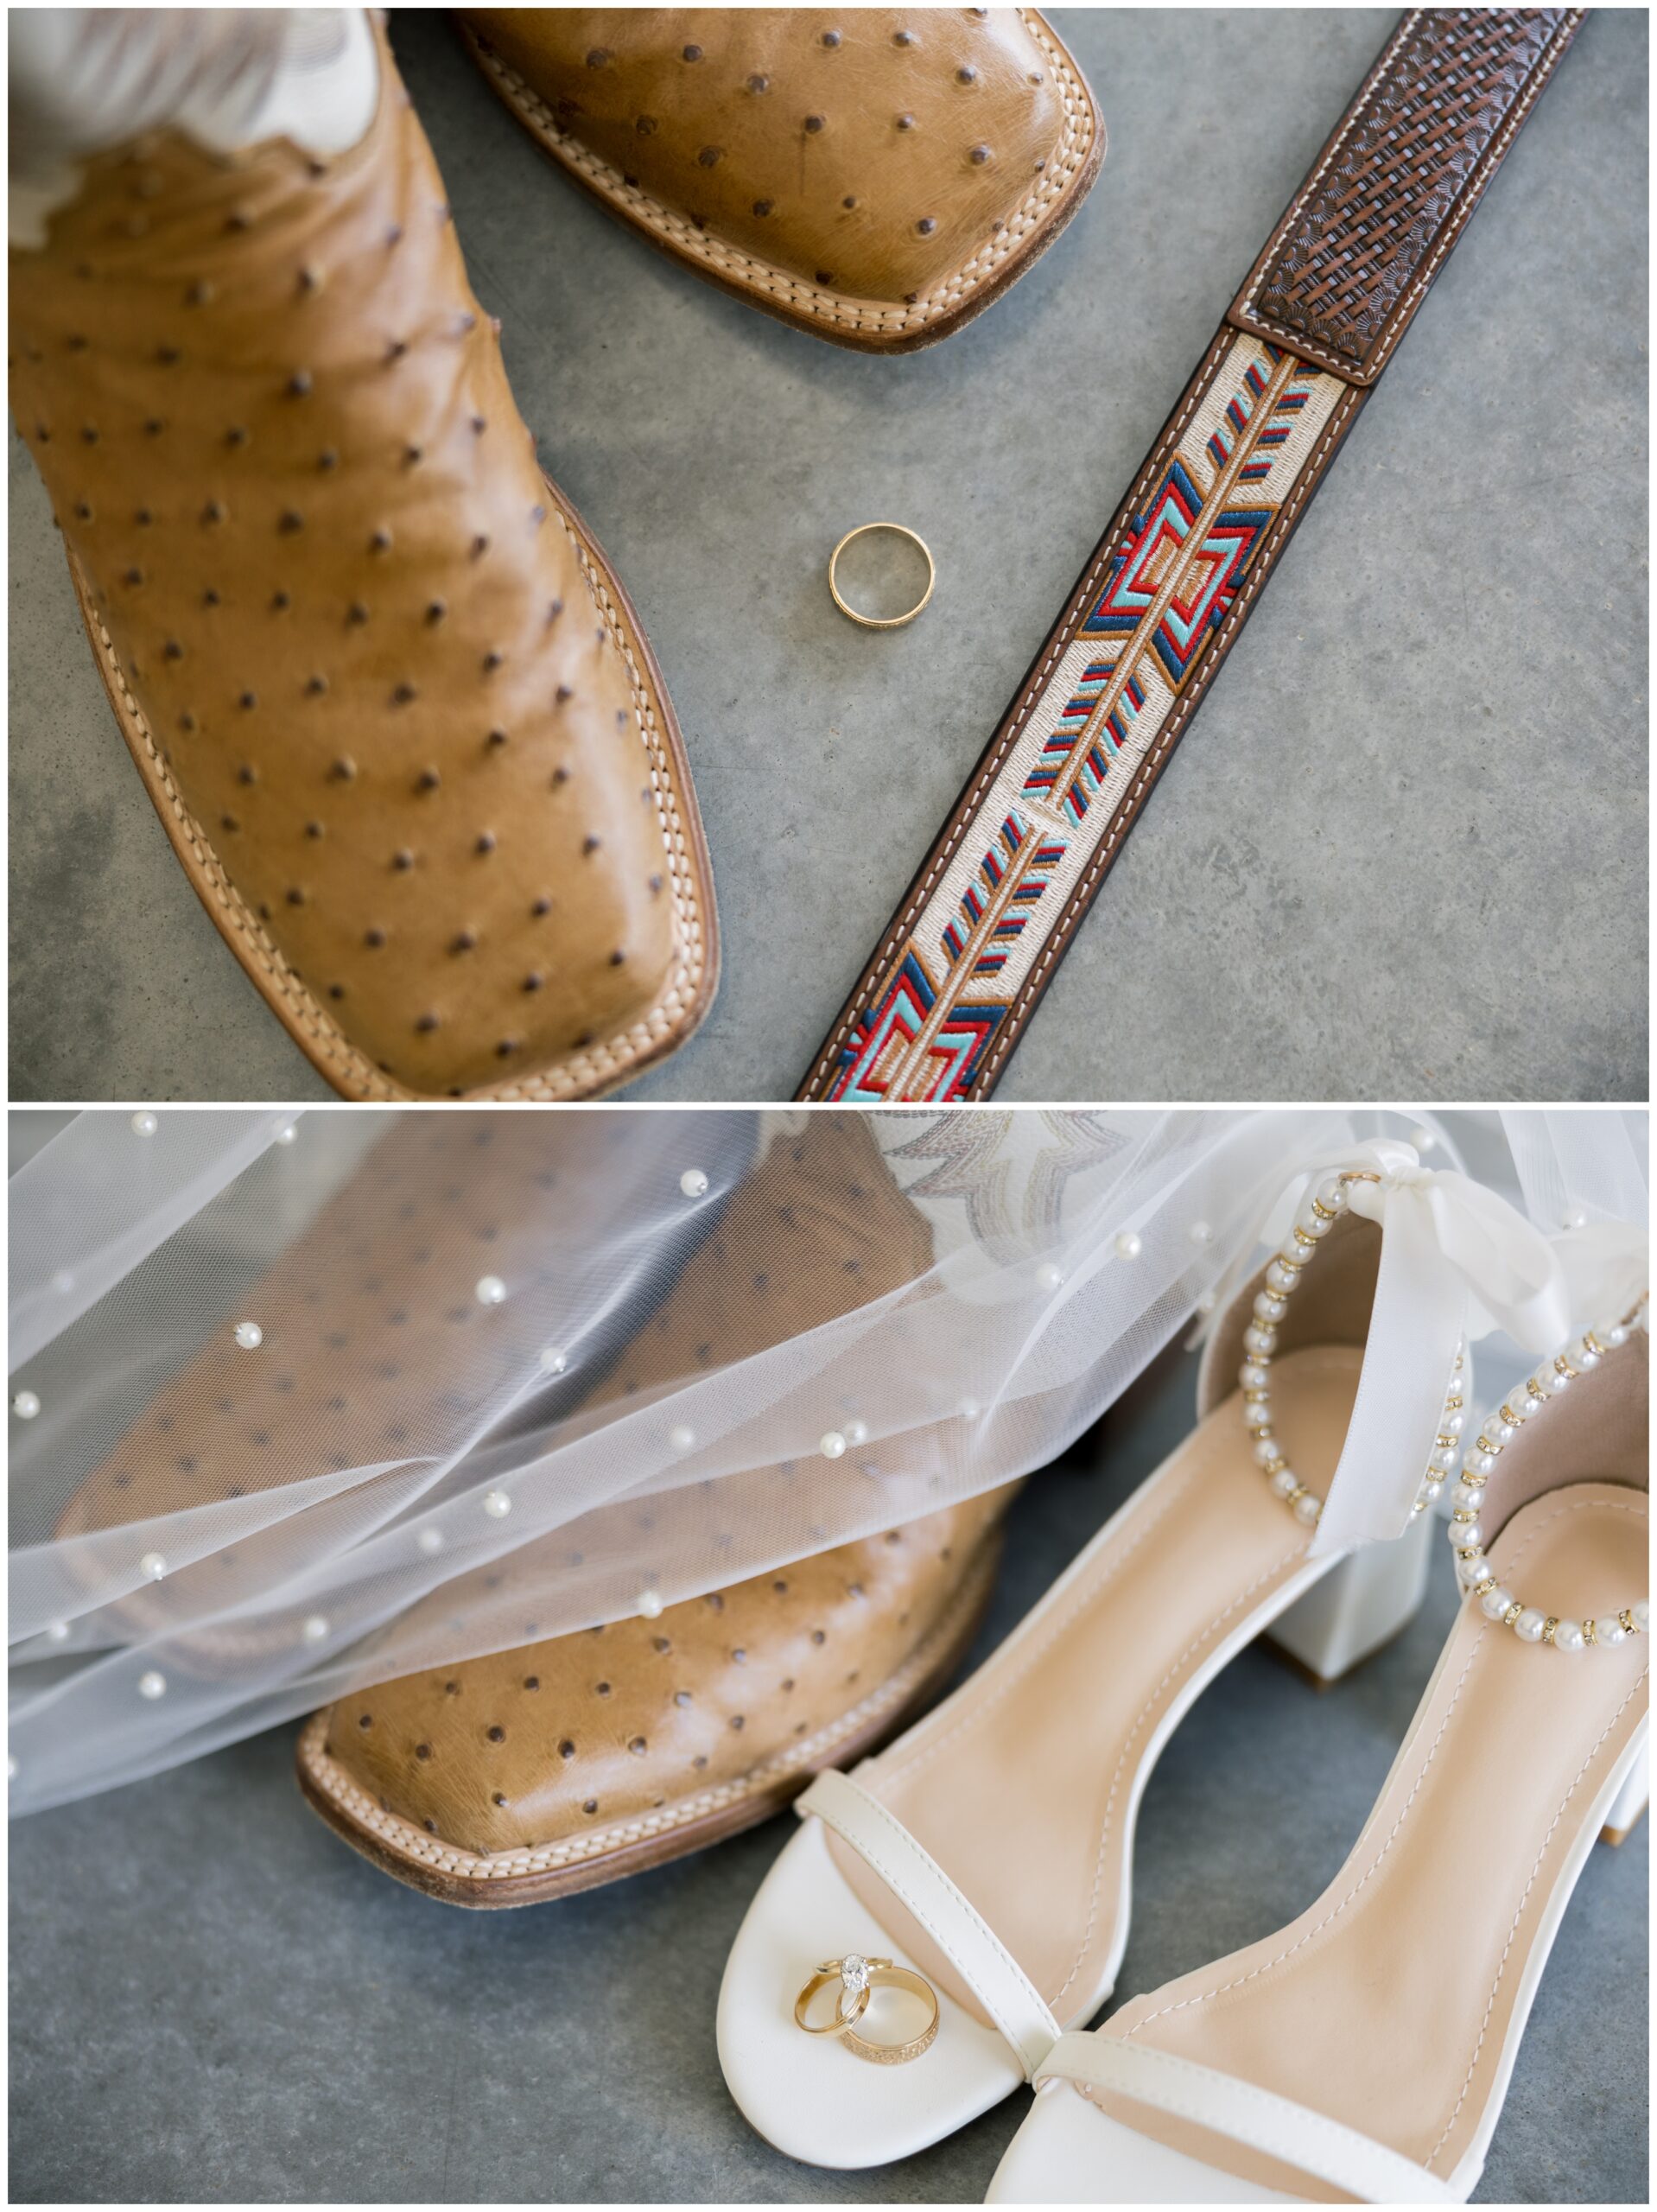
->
(8, 1108), (1643, 1813)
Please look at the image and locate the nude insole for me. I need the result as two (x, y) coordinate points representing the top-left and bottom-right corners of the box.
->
(832, 1346), (1363, 2021)
(1090, 1481), (1647, 2196)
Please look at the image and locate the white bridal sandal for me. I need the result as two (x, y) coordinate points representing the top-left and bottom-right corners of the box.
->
(988, 1291), (1649, 2204)
(715, 1143), (1567, 2169)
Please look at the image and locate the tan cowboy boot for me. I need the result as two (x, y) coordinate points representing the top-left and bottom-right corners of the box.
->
(9, 19), (716, 1099)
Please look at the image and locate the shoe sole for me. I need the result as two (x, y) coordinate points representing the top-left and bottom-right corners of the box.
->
(295, 1522), (1002, 1906)
(66, 472), (719, 1103)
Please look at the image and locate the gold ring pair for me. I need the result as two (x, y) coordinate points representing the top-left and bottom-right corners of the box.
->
(793, 1954), (940, 2065)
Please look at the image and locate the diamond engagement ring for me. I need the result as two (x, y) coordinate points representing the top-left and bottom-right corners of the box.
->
(792, 1954), (940, 2063)
(793, 1953), (886, 2035)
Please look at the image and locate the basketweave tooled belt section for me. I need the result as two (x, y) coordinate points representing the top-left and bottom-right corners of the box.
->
(799, 9), (1583, 1104)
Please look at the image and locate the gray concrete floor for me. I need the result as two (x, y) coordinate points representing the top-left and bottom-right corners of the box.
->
(10, 1339), (1648, 2205)
(7, 10), (1648, 1105)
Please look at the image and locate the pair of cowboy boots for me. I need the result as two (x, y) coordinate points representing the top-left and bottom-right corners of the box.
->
(10, 11), (1103, 1100)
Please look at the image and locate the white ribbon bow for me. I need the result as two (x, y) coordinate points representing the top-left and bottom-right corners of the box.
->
(1553, 1217), (1650, 1339)
(1203, 1140), (1571, 1557)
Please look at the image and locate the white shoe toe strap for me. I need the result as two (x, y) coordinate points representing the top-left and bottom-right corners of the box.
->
(1036, 2033), (1459, 2203)
(797, 1770), (1059, 2079)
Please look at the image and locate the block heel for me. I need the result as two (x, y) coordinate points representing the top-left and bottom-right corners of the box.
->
(1267, 1508), (1434, 1688)
(1601, 1738), (1649, 1846)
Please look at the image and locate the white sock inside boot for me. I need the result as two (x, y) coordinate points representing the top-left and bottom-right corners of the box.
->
(10, 7), (379, 243)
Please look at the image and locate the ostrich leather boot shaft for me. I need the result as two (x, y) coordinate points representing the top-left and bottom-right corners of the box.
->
(8, 24), (717, 1099)
(459, 8), (1103, 352)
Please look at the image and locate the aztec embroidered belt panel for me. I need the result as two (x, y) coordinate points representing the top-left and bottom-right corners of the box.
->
(799, 8), (1584, 1104)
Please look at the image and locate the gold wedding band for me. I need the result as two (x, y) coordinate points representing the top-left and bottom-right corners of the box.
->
(792, 1955), (939, 2064)
(828, 522), (936, 629)
(837, 1966), (940, 2065)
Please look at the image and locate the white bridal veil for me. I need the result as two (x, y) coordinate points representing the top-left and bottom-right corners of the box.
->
(8, 1107), (1646, 1813)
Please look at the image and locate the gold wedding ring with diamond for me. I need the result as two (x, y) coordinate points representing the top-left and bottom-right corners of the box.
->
(792, 1953), (940, 2063)
(793, 1954), (883, 2034)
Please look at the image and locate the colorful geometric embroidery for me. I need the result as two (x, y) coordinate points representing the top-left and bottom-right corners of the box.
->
(1085, 459), (1203, 634)
(1061, 729), (1121, 824)
(821, 333), (1349, 1102)
(1023, 659), (1125, 807)
(913, 1001), (1009, 1100)
(940, 810), (1063, 976)
(826, 950), (936, 1102)
(828, 944), (1008, 1103)
(1085, 459), (1272, 689)
(1203, 355), (1272, 472)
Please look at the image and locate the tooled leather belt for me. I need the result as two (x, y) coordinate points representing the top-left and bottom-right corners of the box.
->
(798, 9), (1584, 1103)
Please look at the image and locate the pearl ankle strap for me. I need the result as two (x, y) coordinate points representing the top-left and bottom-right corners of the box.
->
(1451, 1298), (1650, 1652)
(1237, 1172), (1464, 1535)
